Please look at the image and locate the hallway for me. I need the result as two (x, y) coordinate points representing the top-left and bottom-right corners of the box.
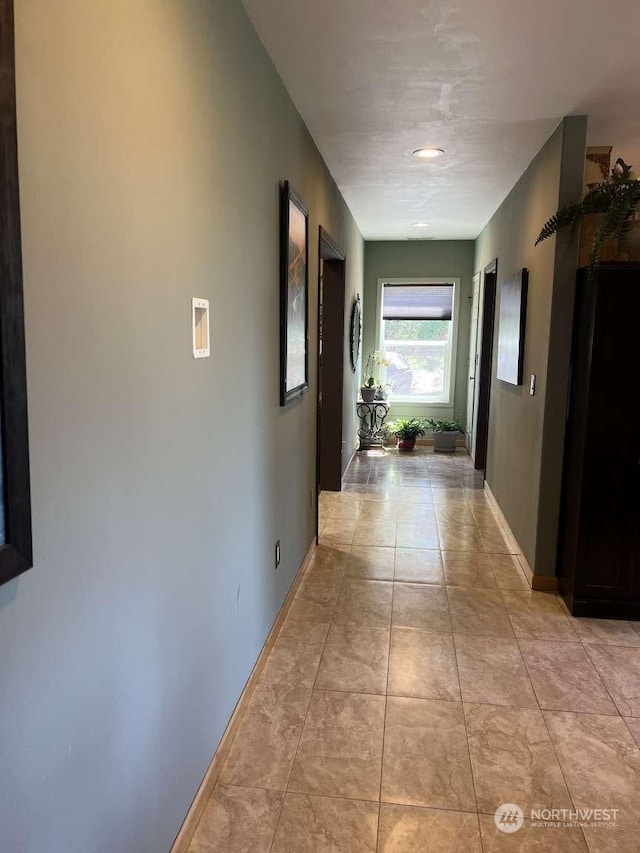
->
(188, 450), (640, 852)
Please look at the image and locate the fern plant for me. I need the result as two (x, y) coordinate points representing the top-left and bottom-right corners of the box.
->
(536, 158), (640, 278)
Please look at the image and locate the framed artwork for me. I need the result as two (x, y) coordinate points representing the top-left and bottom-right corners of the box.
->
(497, 268), (529, 386)
(280, 181), (309, 405)
(349, 294), (361, 372)
(0, 0), (33, 586)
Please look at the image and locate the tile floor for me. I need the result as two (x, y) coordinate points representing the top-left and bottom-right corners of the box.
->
(188, 449), (640, 852)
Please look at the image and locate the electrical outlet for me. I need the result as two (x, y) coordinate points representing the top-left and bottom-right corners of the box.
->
(275, 540), (281, 569)
(529, 374), (537, 396)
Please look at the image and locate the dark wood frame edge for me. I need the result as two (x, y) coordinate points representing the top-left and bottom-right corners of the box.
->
(0, 0), (33, 585)
(279, 181), (310, 406)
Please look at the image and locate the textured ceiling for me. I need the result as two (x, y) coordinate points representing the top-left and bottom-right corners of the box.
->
(242, 0), (640, 239)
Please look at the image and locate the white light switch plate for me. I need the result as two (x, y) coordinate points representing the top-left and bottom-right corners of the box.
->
(529, 374), (536, 396)
(192, 298), (210, 359)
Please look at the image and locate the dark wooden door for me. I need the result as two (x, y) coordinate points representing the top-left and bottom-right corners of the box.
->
(317, 231), (346, 493)
(559, 264), (640, 616)
(474, 261), (497, 472)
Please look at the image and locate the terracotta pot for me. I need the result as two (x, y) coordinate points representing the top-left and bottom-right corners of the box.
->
(397, 438), (416, 451)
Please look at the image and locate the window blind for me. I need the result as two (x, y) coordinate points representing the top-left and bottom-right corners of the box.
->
(382, 283), (454, 321)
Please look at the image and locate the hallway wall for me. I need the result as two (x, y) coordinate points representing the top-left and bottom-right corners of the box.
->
(0, 2), (362, 851)
(475, 116), (587, 578)
(363, 240), (476, 422)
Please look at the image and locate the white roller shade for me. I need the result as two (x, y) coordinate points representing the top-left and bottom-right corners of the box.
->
(382, 283), (454, 321)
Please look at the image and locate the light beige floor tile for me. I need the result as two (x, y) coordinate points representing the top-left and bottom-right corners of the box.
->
(488, 554), (530, 590)
(624, 716), (640, 747)
(479, 814), (588, 852)
(330, 501), (364, 521)
(570, 617), (640, 647)
(480, 525), (519, 554)
(261, 621), (330, 688)
(388, 629), (460, 700)
(443, 551), (498, 588)
(333, 579), (393, 628)
(396, 503), (437, 524)
(378, 804), (482, 852)
(219, 683), (311, 790)
(358, 501), (399, 522)
(288, 690), (385, 800)
(519, 639), (617, 715)
(545, 710), (640, 826)
(345, 546), (395, 581)
(316, 625), (389, 694)
(398, 487), (433, 504)
(340, 484), (368, 497)
(382, 697), (476, 811)
(392, 583), (451, 632)
(353, 520), (397, 548)
(271, 793), (378, 853)
(501, 591), (579, 641)
(436, 503), (479, 526)
(583, 645), (640, 717)
(431, 489), (469, 503)
(363, 484), (399, 502)
(438, 523), (486, 553)
(321, 517), (358, 545)
(288, 574), (341, 623)
(447, 587), (514, 637)
(583, 824), (640, 852)
(396, 522), (440, 549)
(454, 634), (537, 708)
(465, 703), (573, 815)
(394, 548), (444, 584)
(188, 785), (283, 853)
(308, 543), (350, 575)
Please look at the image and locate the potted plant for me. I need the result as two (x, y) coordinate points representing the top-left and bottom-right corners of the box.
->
(426, 418), (463, 454)
(536, 157), (640, 279)
(389, 418), (427, 451)
(361, 351), (388, 402)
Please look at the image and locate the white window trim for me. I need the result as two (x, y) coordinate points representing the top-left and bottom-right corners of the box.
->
(376, 276), (461, 407)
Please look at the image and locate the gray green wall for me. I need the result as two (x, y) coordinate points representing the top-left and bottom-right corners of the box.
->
(0, 2), (362, 851)
(363, 240), (476, 422)
(475, 116), (587, 577)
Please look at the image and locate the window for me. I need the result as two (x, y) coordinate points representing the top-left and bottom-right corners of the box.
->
(378, 279), (457, 404)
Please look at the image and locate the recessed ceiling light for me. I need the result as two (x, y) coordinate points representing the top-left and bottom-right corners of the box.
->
(412, 147), (445, 159)
(413, 222), (430, 227)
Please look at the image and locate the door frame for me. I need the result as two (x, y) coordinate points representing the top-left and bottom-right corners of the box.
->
(466, 272), (481, 455)
(316, 227), (346, 539)
(474, 259), (498, 472)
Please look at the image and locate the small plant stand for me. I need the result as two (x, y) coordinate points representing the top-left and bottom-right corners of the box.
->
(356, 400), (390, 451)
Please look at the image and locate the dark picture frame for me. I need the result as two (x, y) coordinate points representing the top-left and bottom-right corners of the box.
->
(0, 0), (33, 586)
(280, 181), (309, 406)
(349, 294), (361, 373)
(496, 267), (529, 386)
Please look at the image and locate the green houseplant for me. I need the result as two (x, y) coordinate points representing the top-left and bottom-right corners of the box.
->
(536, 157), (640, 279)
(389, 418), (427, 451)
(426, 418), (463, 454)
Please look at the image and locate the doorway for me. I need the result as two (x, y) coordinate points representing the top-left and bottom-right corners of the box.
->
(316, 227), (346, 506)
(473, 259), (498, 472)
(465, 272), (481, 455)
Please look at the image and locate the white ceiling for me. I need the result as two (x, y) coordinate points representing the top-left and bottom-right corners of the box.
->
(242, 0), (640, 240)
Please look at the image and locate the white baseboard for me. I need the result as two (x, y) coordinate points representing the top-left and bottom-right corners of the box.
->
(169, 537), (317, 853)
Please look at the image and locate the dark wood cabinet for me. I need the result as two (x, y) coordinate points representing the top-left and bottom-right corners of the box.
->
(558, 263), (640, 618)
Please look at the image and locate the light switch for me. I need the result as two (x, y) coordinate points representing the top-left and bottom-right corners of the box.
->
(192, 298), (210, 359)
(529, 374), (536, 396)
